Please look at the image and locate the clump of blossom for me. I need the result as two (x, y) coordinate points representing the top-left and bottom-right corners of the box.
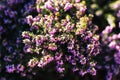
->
(99, 9), (120, 80)
(100, 26), (120, 80)
(22, 0), (101, 76)
(0, 0), (37, 79)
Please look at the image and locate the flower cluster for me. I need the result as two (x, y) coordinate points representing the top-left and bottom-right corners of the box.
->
(22, 0), (101, 76)
(98, 9), (120, 80)
(100, 28), (120, 80)
(1, 0), (120, 80)
(0, 0), (37, 79)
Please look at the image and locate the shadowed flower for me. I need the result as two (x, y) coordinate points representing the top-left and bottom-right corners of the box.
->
(114, 51), (120, 64)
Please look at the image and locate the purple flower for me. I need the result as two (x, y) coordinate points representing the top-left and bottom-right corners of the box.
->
(36, 35), (44, 46)
(45, 1), (55, 12)
(55, 52), (63, 61)
(0, 4), (5, 11)
(111, 65), (119, 75)
(57, 60), (63, 65)
(49, 28), (57, 35)
(38, 55), (53, 68)
(0, 26), (3, 32)
(4, 19), (12, 24)
(106, 71), (113, 80)
(22, 32), (31, 38)
(79, 70), (87, 76)
(56, 66), (65, 73)
(6, 64), (15, 73)
(117, 10), (120, 18)
(88, 68), (96, 76)
(71, 60), (76, 65)
(26, 15), (33, 25)
(9, 11), (17, 18)
(28, 58), (38, 68)
(102, 26), (113, 34)
(72, 67), (79, 72)
(64, 3), (72, 12)
(80, 57), (86, 65)
(114, 51), (120, 64)
(7, 0), (15, 5)
(17, 64), (24, 72)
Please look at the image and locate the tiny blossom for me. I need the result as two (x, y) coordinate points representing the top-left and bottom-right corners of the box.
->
(88, 68), (96, 76)
(79, 70), (87, 76)
(56, 66), (65, 73)
(22, 31), (31, 38)
(102, 26), (113, 34)
(28, 58), (38, 67)
(48, 43), (57, 51)
(26, 15), (33, 25)
(45, 1), (55, 12)
(16, 64), (24, 72)
(64, 3), (73, 11)
(35, 35), (44, 46)
(106, 71), (113, 80)
(111, 65), (119, 75)
(38, 55), (54, 68)
(114, 51), (120, 64)
(6, 64), (15, 73)
(23, 39), (31, 44)
(72, 67), (79, 72)
(80, 57), (86, 65)
(108, 41), (116, 49)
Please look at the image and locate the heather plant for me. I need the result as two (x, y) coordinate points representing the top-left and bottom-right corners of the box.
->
(0, 0), (120, 80)
(22, 0), (101, 77)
